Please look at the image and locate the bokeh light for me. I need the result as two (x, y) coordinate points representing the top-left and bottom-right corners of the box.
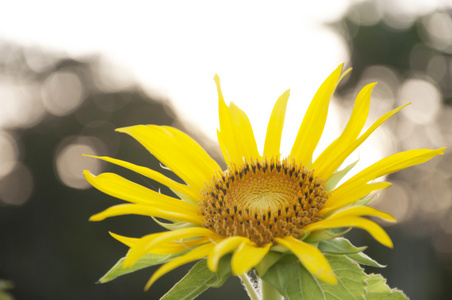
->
(375, 180), (412, 222)
(0, 81), (46, 128)
(55, 136), (104, 190)
(0, 131), (19, 179)
(0, 162), (33, 205)
(398, 78), (441, 125)
(416, 174), (452, 214)
(41, 71), (85, 116)
(421, 11), (452, 53)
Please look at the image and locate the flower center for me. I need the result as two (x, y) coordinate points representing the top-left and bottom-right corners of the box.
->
(199, 157), (330, 246)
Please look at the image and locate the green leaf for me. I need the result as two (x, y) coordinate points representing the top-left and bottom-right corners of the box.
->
(0, 291), (14, 300)
(0, 280), (14, 300)
(0, 281), (13, 291)
(346, 252), (385, 268)
(160, 256), (232, 300)
(318, 238), (367, 254)
(99, 252), (185, 283)
(365, 274), (408, 299)
(325, 160), (359, 192)
(261, 253), (366, 300)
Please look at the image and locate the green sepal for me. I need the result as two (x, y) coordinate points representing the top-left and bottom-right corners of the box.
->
(348, 182), (387, 208)
(151, 216), (197, 231)
(255, 251), (285, 277)
(353, 194), (377, 207)
(261, 253), (366, 300)
(160, 255), (232, 300)
(346, 252), (385, 268)
(318, 237), (367, 254)
(325, 160), (359, 192)
(365, 274), (408, 299)
(303, 228), (351, 243)
(98, 251), (187, 283)
(270, 244), (290, 252)
(171, 189), (197, 205)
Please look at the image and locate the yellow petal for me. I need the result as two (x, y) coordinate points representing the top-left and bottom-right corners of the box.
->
(327, 206), (396, 222)
(84, 155), (200, 202)
(304, 217), (393, 248)
(314, 103), (409, 181)
(290, 64), (343, 166)
(116, 125), (219, 192)
(109, 232), (138, 247)
(145, 243), (216, 290)
(109, 232), (211, 255)
(154, 237), (212, 255)
(89, 203), (203, 225)
(162, 125), (221, 174)
(321, 182), (392, 215)
(312, 83), (375, 179)
(124, 227), (215, 268)
(83, 171), (198, 213)
(217, 129), (231, 166)
(231, 242), (272, 275)
(146, 245), (190, 255)
(339, 148), (445, 191)
(263, 89), (290, 157)
(230, 102), (260, 160)
(207, 236), (249, 272)
(338, 68), (352, 83)
(274, 236), (337, 284)
(148, 240), (211, 255)
(215, 74), (245, 165)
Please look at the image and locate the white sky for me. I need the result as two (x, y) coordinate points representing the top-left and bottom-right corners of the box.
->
(1, 0), (447, 199)
(0, 0), (352, 154)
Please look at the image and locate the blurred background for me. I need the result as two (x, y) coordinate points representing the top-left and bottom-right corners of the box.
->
(0, 0), (451, 299)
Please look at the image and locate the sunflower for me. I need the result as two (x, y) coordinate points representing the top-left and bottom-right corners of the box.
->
(84, 64), (444, 292)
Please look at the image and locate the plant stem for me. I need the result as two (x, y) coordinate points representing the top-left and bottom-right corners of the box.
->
(261, 279), (283, 300)
(239, 273), (259, 300)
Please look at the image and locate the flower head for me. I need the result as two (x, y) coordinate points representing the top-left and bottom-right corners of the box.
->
(85, 64), (445, 290)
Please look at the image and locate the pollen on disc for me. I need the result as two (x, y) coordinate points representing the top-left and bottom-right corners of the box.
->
(199, 157), (329, 246)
